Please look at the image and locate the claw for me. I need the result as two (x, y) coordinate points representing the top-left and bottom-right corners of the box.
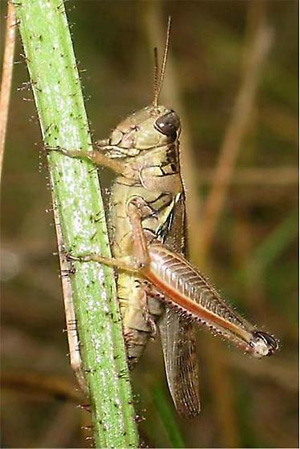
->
(44, 144), (61, 153)
(44, 145), (87, 160)
(66, 253), (89, 262)
(65, 253), (77, 262)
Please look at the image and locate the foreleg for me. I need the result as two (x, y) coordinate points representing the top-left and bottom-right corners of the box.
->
(46, 145), (125, 174)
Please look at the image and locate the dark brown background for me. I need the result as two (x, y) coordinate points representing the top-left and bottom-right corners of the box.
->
(1, 1), (298, 447)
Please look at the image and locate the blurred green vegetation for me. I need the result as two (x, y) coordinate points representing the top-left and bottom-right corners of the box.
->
(1, 1), (298, 448)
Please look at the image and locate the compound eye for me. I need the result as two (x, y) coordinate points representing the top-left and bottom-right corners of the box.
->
(154, 110), (181, 138)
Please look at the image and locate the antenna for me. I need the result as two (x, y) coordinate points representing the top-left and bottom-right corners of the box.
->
(153, 16), (172, 108)
(153, 47), (159, 108)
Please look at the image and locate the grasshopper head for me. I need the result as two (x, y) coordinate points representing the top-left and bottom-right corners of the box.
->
(106, 18), (178, 158)
(105, 105), (181, 158)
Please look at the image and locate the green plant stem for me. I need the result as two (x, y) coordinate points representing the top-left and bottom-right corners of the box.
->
(15, 0), (138, 447)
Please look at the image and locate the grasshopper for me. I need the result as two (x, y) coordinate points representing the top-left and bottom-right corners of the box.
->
(56, 19), (278, 418)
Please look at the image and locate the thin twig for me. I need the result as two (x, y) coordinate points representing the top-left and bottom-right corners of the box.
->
(52, 201), (87, 395)
(199, 15), (273, 261)
(0, 1), (17, 183)
(1, 371), (83, 402)
(198, 167), (298, 186)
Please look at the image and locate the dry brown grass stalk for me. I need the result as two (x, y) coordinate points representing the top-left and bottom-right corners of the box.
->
(0, 1), (17, 183)
(199, 14), (273, 261)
